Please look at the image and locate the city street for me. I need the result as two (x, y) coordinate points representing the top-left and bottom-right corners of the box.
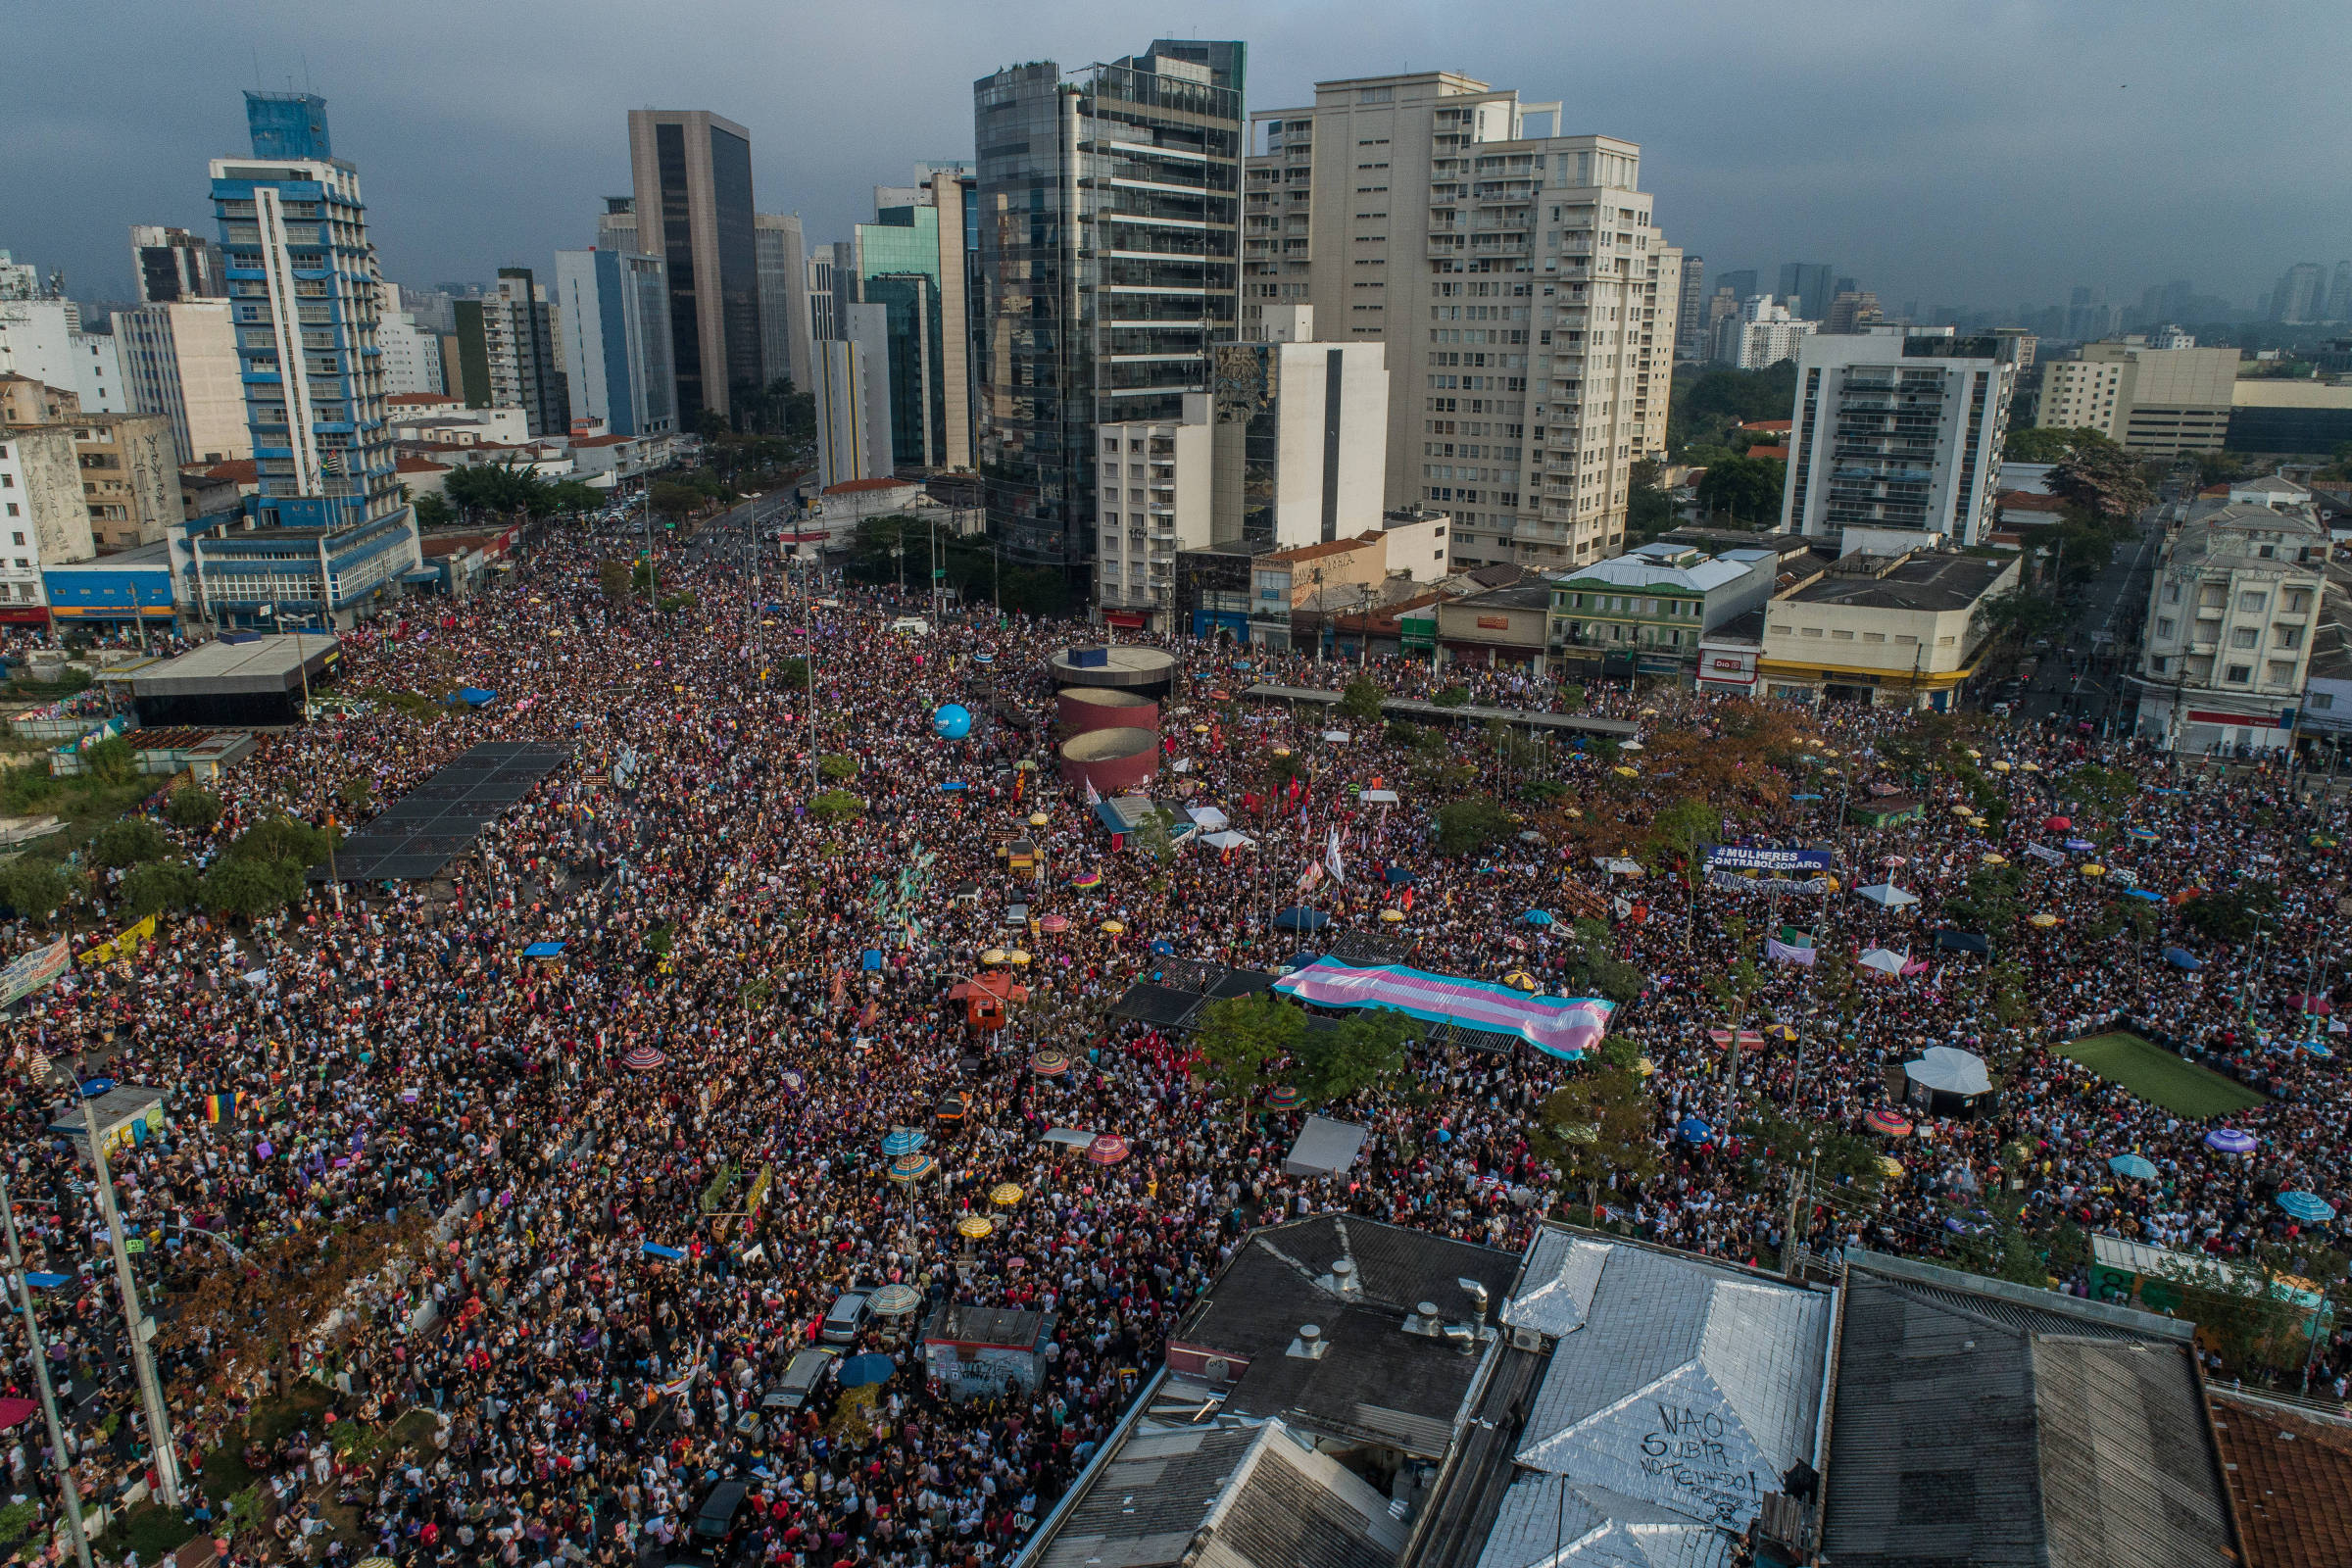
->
(2015, 506), (2161, 735)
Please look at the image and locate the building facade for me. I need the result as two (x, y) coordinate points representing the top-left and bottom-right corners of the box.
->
(375, 282), (445, 399)
(1674, 255), (1707, 360)
(1548, 541), (1778, 682)
(627, 109), (760, 421)
(0, 296), (126, 412)
(812, 335), (890, 492)
(1757, 550), (2019, 710)
(1243, 73), (1679, 572)
(198, 90), (418, 626)
(1781, 329), (2020, 553)
(2133, 500), (2328, 752)
(851, 169), (974, 471)
(754, 212), (811, 395)
(973, 41), (1247, 573)
(1094, 394), (1212, 627)
(129, 224), (225, 303)
(2034, 356), (2126, 433)
(1205, 316), (1389, 550)
(2054, 339), (2242, 456)
(554, 249), (675, 439)
(115, 299), (252, 465)
(0, 419), (86, 622)
(1720, 294), (1816, 369)
(452, 268), (569, 438)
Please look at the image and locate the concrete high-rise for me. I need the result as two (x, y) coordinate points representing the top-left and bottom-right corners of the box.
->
(755, 212), (811, 393)
(375, 282), (445, 399)
(201, 89), (418, 625)
(2271, 262), (2324, 324)
(453, 268), (569, 437)
(627, 109), (760, 422)
(554, 248), (675, 439)
(115, 298), (251, 464)
(1780, 328), (2021, 553)
(973, 40), (1247, 572)
(128, 225), (224, 303)
(1243, 72), (1679, 569)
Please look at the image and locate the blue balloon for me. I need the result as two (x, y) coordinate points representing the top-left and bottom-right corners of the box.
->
(931, 704), (972, 740)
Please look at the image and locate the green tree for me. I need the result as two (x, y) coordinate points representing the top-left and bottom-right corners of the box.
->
(2048, 441), (2153, 522)
(1291, 1007), (1413, 1107)
(773, 656), (809, 689)
(2181, 884), (2278, 946)
(228, 814), (334, 867)
(335, 776), (374, 818)
(1530, 1040), (1661, 1214)
(165, 787), (224, 832)
(444, 461), (553, 521)
(2003, 425), (2114, 463)
(120, 858), (198, 918)
(1694, 455), (1786, 527)
(1433, 795), (1512, 857)
(546, 479), (604, 516)
(2064, 763), (2137, 819)
(90, 817), (169, 868)
(80, 735), (141, 787)
(1973, 589), (2070, 653)
(1194, 992), (1305, 1111)
(411, 492), (456, 530)
(649, 481), (702, 525)
(1626, 457), (1675, 541)
(199, 855), (306, 920)
(1338, 673), (1386, 729)
(598, 558), (633, 605)
(1560, 917), (1643, 1006)
(817, 754), (858, 784)
(0, 859), (76, 921)
(808, 789), (864, 823)
(1430, 685), (1471, 709)
(1739, 1105), (1887, 1196)
(1668, 361), (1798, 456)
(1646, 796), (1717, 889)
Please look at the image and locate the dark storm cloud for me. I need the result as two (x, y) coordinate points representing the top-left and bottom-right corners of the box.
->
(5, 0), (2344, 310)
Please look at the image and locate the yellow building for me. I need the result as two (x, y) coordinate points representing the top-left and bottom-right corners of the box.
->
(1756, 549), (2019, 710)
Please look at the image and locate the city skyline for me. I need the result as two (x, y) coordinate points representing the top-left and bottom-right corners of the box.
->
(3, 0), (2346, 320)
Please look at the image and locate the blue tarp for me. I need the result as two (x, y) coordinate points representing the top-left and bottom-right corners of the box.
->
(454, 688), (497, 707)
(521, 942), (566, 957)
(860, 949), (884, 971)
(24, 1272), (70, 1290)
(642, 1243), (686, 1260)
(838, 1353), (896, 1388)
(1273, 906), (1332, 932)
(2163, 947), (2203, 970)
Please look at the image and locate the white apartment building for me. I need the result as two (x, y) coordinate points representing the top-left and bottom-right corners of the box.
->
(116, 298), (251, 466)
(1780, 329), (2020, 554)
(1723, 295), (1817, 370)
(1096, 394), (1212, 628)
(1207, 306), (1391, 551)
(2134, 499), (2328, 753)
(0, 298), (124, 412)
(1243, 73), (1679, 572)
(376, 283), (444, 398)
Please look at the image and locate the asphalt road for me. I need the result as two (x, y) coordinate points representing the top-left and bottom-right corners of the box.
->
(2014, 506), (2162, 734)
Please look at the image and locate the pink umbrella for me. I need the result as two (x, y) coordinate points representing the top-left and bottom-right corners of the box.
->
(1087, 1134), (1130, 1165)
(1039, 914), (1070, 934)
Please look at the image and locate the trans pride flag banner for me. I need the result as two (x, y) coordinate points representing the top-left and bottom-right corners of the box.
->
(1272, 957), (1614, 1059)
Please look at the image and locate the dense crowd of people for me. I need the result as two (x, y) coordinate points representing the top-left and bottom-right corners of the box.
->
(0, 505), (2345, 1568)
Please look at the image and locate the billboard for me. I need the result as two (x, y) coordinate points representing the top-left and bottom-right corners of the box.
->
(1703, 844), (1836, 873)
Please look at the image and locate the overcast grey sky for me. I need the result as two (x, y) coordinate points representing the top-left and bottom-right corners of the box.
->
(6, 0), (2345, 314)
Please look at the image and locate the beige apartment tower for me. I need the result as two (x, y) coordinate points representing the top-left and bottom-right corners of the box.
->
(1245, 73), (1679, 569)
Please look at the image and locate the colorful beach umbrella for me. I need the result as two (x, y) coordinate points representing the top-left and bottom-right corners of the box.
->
(1087, 1134), (1130, 1165)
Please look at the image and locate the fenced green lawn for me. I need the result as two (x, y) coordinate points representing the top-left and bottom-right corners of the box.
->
(2059, 1031), (2266, 1118)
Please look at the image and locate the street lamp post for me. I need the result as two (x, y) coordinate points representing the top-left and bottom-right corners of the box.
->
(0, 1171), (94, 1568)
(56, 1065), (181, 1508)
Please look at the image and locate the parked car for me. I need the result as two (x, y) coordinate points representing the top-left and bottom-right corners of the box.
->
(763, 1347), (838, 1411)
(820, 1289), (871, 1345)
(694, 1480), (751, 1542)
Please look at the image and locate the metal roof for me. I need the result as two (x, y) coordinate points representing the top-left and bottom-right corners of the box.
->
(1821, 1253), (2234, 1568)
(1509, 1235), (1832, 1541)
(127, 632), (337, 697)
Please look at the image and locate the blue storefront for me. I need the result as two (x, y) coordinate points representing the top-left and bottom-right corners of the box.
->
(45, 549), (177, 625)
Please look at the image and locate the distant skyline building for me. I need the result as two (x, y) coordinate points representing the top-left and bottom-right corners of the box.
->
(2270, 261), (2324, 323)
(1777, 262), (1835, 321)
(1781, 328), (2021, 553)
(1675, 256), (1707, 360)
(1722, 294), (1816, 368)
(198, 89), (418, 625)
(812, 327), (891, 491)
(129, 224), (225, 303)
(806, 247), (837, 342)
(1243, 70), (1681, 571)
(627, 109), (760, 421)
(114, 298), (250, 465)
(851, 167), (973, 470)
(1715, 269), (1757, 303)
(0, 293), (125, 412)
(554, 247), (675, 438)
(374, 282), (445, 399)
(754, 212), (811, 393)
(974, 39), (1247, 572)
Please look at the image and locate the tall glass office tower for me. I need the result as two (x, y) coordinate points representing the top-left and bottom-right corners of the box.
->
(627, 110), (760, 422)
(972, 40), (1244, 576)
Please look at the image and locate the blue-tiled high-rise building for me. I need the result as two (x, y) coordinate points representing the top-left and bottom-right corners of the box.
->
(185, 90), (419, 626)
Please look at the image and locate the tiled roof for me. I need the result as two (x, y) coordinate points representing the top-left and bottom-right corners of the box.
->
(394, 456), (450, 473)
(824, 476), (913, 494)
(2209, 1392), (2352, 1568)
(1262, 538), (1379, 565)
(204, 459), (259, 483)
